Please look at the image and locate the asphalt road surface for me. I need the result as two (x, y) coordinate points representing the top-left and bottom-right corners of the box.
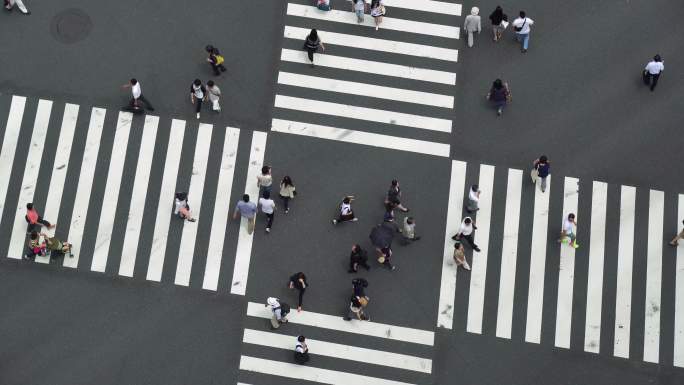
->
(0, 0), (683, 384)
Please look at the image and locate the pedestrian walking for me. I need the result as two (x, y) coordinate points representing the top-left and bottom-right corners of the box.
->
(4, 0), (29, 14)
(349, 244), (371, 272)
(512, 11), (534, 53)
(233, 194), (258, 234)
(401, 216), (421, 244)
(294, 335), (310, 364)
(41, 232), (74, 259)
(463, 7), (481, 48)
(258, 191), (276, 233)
(190, 79), (207, 119)
(377, 246), (396, 270)
(344, 279), (370, 321)
(316, 0), (331, 11)
(205, 45), (227, 75)
(383, 202), (396, 223)
(257, 165), (273, 197)
(489, 6), (508, 42)
(486, 79), (511, 116)
(25, 231), (46, 260)
(558, 213), (579, 248)
(352, 277), (368, 297)
(669, 220), (684, 246)
(206, 80), (221, 113)
(452, 217), (480, 252)
(332, 196), (358, 225)
(288, 272), (308, 311)
(385, 179), (409, 212)
(121, 78), (154, 112)
(174, 192), (197, 222)
(279, 176), (296, 214)
(352, 0), (366, 23)
(466, 185), (481, 213)
(266, 297), (290, 329)
(303, 29), (325, 67)
(25, 203), (55, 230)
(643, 54), (664, 92)
(370, 0), (385, 30)
(531, 155), (550, 192)
(452, 240), (470, 270)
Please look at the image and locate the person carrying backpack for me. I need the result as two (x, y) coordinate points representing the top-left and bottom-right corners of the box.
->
(266, 297), (290, 329)
(205, 45), (227, 76)
(294, 335), (310, 364)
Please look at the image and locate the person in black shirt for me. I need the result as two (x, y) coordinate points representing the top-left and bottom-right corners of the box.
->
(349, 244), (370, 272)
(385, 179), (409, 212)
(303, 29), (325, 67)
(288, 272), (308, 312)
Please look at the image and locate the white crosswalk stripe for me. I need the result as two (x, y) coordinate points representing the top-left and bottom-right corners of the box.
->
(674, 194), (684, 367)
(555, 177), (579, 349)
(276, 0), (460, 159)
(0, 96), (27, 224)
(584, 181), (608, 353)
(239, 303), (432, 384)
(614, 185), (636, 358)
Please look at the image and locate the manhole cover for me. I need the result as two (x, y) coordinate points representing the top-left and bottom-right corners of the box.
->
(50, 9), (93, 44)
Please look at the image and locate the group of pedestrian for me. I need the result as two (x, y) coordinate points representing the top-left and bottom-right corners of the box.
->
(22, 203), (74, 260)
(465, 6), (532, 53)
(232, 165), (297, 234)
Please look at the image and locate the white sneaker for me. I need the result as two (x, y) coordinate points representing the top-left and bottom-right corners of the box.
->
(196, 113), (200, 119)
(352, 217), (359, 222)
(463, 261), (471, 271)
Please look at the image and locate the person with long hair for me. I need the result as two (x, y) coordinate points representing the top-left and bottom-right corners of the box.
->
(279, 175), (296, 214)
(370, 0), (385, 30)
(488, 6), (507, 42)
(303, 29), (325, 67)
(486, 78), (511, 116)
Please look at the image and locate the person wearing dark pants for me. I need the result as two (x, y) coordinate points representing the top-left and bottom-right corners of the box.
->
(303, 29), (325, 67)
(205, 45), (227, 75)
(258, 191), (275, 233)
(190, 79), (206, 119)
(349, 244), (371, 272)
(294, 335), (310, 364)
(452, 216), (480, 252)
(643, 54), (664, 92)
(25, 203), (55, 229)
(378, 246), (396, 270)
(288, 272), (308, 312)
(121, 78), (154, 112)
(279, 176), (296, 214)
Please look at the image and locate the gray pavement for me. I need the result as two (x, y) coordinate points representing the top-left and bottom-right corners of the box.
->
(1, 0), (684, 384)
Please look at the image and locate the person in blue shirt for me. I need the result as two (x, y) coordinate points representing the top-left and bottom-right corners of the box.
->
(532, 155), (551, 193)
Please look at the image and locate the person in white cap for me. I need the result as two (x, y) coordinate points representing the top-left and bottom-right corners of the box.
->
(463, 7), (482, 48)
(266, 297), (290, 329)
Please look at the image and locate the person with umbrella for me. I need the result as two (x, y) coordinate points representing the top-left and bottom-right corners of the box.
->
(369, 222), (400, 271)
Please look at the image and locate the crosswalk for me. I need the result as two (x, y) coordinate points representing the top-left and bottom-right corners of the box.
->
(0, 95), (262, 293)
(237, 302), (433, 384)
(438, 160), (684, 368)
(272, 0), (460, 157)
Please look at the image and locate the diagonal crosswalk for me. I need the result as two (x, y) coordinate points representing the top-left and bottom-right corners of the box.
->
(274, 0), (460, 157)
(0, 94), (263, 294)
(437, 161), (684, 369)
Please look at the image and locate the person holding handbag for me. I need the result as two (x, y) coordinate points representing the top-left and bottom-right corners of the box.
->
(370, 0), (385, 31)
(486, 79), (511, 116)
(512, 11), (534, 53)
(489, 6), (507, 42)
(531, 155), (550, 192)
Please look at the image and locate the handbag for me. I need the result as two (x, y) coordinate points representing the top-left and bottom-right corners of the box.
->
(530, 168), (538, 184)
(377, 255), (385, 263)
(379, 5), (386, 15)
(359, 296), (369, 307)
(514, 18), (526, 32)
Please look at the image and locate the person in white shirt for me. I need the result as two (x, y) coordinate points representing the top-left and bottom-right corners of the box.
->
(206, 80), (221, 112)
(643, 54), (664, 92)
(463, 7), (481, 48)
(258, 191), (276, 233)
(294, 335), (310, 364)
(452, 217), (480, 252)
(558, 213), (579, 248)
(190, 79), (206, 119)
(121, 78), (154, 111)
(333, 196), (358, 225)
(512, 11), (534, 53)
(174, 192), (196, 222)
(466, 184), (481, 213)
(4, 0), (29, 14)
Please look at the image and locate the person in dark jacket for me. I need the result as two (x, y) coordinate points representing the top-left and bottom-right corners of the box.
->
(532, 155), (551, 192)
(489, 6), (507, 42)
(349, 244), (371, 272)
(486, 79), (510, 116)
(385, 179), (409, 212)
(288, 272), (308, 312)
(303, 29), (325, 67)
(205, 45), (227, 75)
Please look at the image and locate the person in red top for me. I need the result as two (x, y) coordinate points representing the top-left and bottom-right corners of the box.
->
(25, 203), (55, 229)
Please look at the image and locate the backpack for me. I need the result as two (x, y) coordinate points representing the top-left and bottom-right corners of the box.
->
(277, 302), (291, 316)
(215, 54), (225, 65)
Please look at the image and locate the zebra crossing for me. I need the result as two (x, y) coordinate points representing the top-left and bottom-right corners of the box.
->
(272, 0), (461, 157)
(438, 160), (684, 368)
(0, 94), (262, 293)
(237, 302), (433, 385)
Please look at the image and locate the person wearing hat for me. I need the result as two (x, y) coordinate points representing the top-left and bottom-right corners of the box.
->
(643, 55), (664, 91)
(453, 240), (470, 270)
(463, 7), (482, 48)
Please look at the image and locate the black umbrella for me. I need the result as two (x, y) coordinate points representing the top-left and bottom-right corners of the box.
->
(369, 223), (395, 249)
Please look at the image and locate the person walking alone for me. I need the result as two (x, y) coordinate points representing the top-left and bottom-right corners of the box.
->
(453, 240), (470, 270)
(303, 29), (325, 67)
(463, 7), (481, 48)
(370, 0), (385, 30)
(25, 203), (55, 230)
(205, 45), (227, 76)
(349, 244), (371, 272)
(294, 336), (310, 364)
(670, 219), (684, 246)
(385, 179), (409, 212)
(174, 192), (197, 222)
(332, 196), (358, 225)
(233, 194), (257, 234)
(452, 217), (480, 252)
(512, 11), (534, 53)
(401, 216), (421, 244)
(466, 185), (480, 213)
(643, 54), (664, 92)
(257, 165), (273, 198)
(288, 272), (308, 312)
(489, 6), (507, 42)
(531, 155), (550, 192)
(266, 297), (290, 329)
(190, 79), (207, 119)
(279, 176), (296, 214)
(121, 78), (154, 112)
(559, 213), (579, 248)
(206, 80), (221, 113)
(487, 79), (511, 116)
(258, 191), (276, 233)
